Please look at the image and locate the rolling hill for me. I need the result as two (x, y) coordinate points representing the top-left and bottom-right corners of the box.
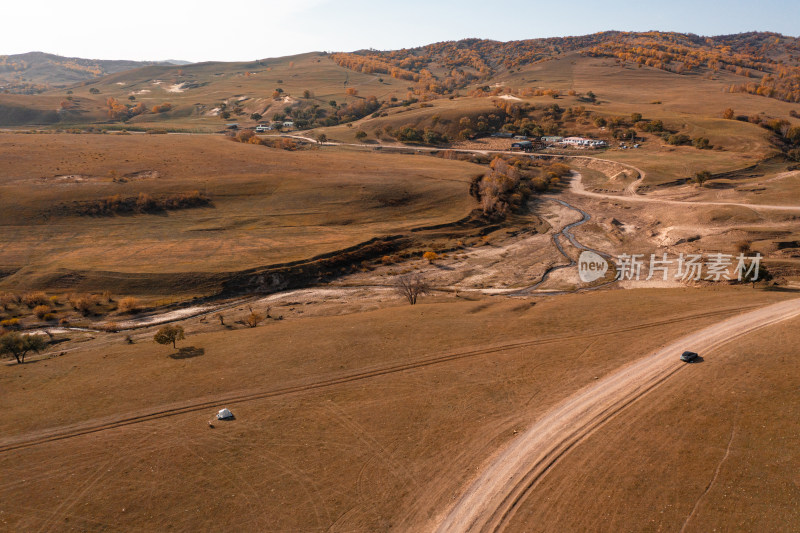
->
(3, 29), (800, 533)
(0, 51), (184, 93)
(0, 31), (797, 153)
(332, 31), (800, 103)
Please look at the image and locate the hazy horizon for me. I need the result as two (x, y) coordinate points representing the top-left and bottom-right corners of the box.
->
(3, 0), (799, 63)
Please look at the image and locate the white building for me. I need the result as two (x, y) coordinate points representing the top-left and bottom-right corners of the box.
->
(561, 137), (607, 147)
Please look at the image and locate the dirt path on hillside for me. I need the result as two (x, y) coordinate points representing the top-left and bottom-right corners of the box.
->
(434, 297), (800, 533)
(569, 170), (800, 211)
(280, 134), (800, 212)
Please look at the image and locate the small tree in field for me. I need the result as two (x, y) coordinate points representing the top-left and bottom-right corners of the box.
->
(118, 297), (140, 314)
(0, 292), (16, 310)
(71, 294), (97, 316)
(735, 240), (752, 254)
(694, 170), (711, 187)
(244, 311), (264, 328)
(0, 333), (46, 364)
(423, 251), (439, 263)
(355, 129), (367, 140)
(154, 325), (185, 349)
(394, 273), (430, 305)
(740, 260), (772, 288)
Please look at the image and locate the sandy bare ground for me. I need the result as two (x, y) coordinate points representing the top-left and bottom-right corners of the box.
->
(759, 169), (800, 184)
(570, 170), (800, 211)
(435, 297), (800, 533)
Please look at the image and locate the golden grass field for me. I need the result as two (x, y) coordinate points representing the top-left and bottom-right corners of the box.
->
(506, 312), (800, 532)
(2, 34), (800, 532)
(1, 288), (795, 532)
(0, 132), (481, 295)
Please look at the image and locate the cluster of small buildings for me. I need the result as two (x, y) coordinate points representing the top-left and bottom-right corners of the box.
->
(507, 134), (608, 152)
(252, 120), (294, 132)
(561, 136), (608, 148)
(539, 136), (608, 148)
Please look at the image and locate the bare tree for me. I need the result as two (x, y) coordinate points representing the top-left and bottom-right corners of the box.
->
(394, 273), (430, 305)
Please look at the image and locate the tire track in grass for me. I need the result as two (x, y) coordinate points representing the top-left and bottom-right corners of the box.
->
(0, 305), (761, 454)
(435, 298), (800, 533)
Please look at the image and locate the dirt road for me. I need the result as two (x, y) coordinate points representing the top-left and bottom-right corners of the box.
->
(569, 170), (800, 211)
(279, 134), (800, 211)
(435, 297), (800, 533)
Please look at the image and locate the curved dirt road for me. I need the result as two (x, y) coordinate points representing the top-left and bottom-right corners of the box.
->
(280, 133), (800, 211)
(435, 297), (800, 533)
(569, 171), (800, 211)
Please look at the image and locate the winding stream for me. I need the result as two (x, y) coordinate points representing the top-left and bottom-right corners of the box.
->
(515, 191), (613, 294)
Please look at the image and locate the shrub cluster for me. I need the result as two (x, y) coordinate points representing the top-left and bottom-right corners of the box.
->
(61, 191), (211, 216)
(22, 292), (49, 308)
(473, 157), (571, 217)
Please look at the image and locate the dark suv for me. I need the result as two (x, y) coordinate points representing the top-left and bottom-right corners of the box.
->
(680, 351), (699, 363)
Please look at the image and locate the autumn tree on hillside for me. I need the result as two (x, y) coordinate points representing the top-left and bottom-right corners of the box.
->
(722, 108), (735, 120)
(106, 97), (130, 120)
(131, 102), (147, 116)
(244, 311), (264, 328)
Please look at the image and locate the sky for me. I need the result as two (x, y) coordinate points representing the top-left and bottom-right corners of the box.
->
(2, 0), (799, 62)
